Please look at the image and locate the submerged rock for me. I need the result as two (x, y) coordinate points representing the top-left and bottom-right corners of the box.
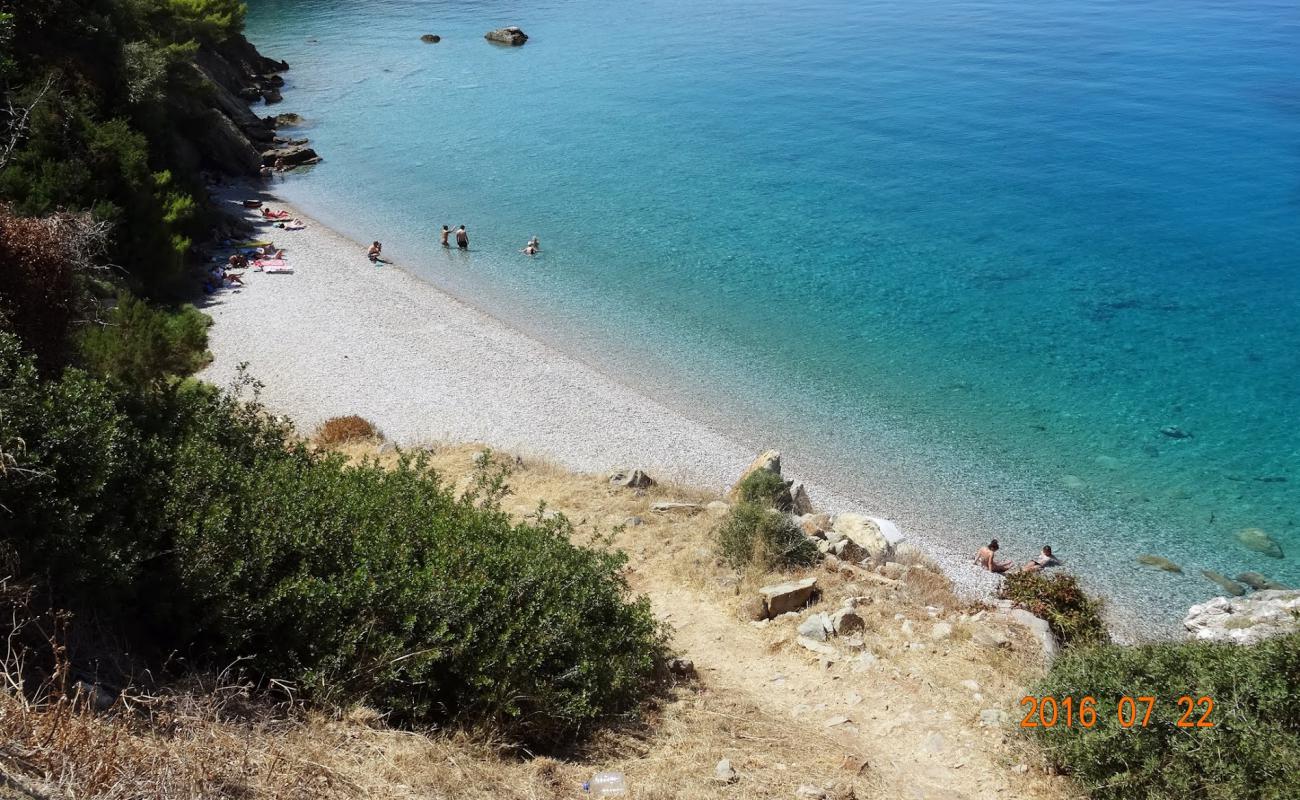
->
(1160, 425), (1193, 439)
(1137, 553), (1183, 573)
(485, 26), (528, 45)
(1236, 571), (1290, 591)
(1235, 527), (1285, 559)
(420, 34), (441, 43)
(1184, 590), (1300, 644)
(1200, 569), (1246, 597)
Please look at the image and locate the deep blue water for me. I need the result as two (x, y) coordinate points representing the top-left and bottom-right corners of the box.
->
(244, 0), (1300, 629)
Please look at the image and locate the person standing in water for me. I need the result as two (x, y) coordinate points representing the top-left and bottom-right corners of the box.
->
(439, 225), (450, 247)
(455, 225), (468, 250)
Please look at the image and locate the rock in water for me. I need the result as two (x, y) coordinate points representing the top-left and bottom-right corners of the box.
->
(1184, 590), (1300, 644)
(1160, 425), (1193, 439)
(1200, 569), (1246, 597)
(1236, 571), (1290, 591)
(420, 34), (441, 43)
(1235, 528), (1285, 559)
(1137, 553), (1183, 573)
(485, 26), (528, 45)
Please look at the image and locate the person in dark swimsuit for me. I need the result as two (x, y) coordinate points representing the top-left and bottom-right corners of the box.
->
(455, 225), (468, 250)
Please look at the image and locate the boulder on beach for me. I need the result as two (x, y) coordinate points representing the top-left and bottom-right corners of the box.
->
(608, 468), (655, 489)
(1136, 553), (1183, 573)
(1184, 589), (1300, 644)
(727, 448), (781, 500)
(1235, 527), (1285, 559)
(485, 26), (528, 46)
(420, 34), (441, 43)
(831, 513), (898, 563)
(790, 482), (814, 515)
(1200, 569), (1246, 597)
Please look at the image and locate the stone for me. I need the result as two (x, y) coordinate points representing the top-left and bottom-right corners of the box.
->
(880, 561), (906, 580)
(1183, 590), (1300, 644)
(797, 636), (837, 656)
(830, 513), (898, 563)
(824, 715), (852, 727)
(759, 577), (817, 617)
(930, 622), (953, 640)
(261, 144), (319, 167)
(799, 513), (833, 538)
(979, 708), (1008, 728)
(624, 515), (643, 527)
(973, 626), (1011, 650)
(1160, 425), (1193, 439)
(667, 657), (695, 679)
(1137, 553), (1183, 573)
(1200, 569), (1246, 597)
(921, 732), (945, 753)
(741, 596), (768, 621)
(1007, 609), (1059, 663)
(419, 34), (441, 43)
(651, 501), (702, 514)
(608, 469), (655, 489)
(485, 26), (529, 45)
(799, 613), (833, 642)
(960, 679), (981, 693)
(273, 112), (304, 127)
(830, 607), (865, 635)
(900, 619), (914, 637)
(838, 754), (869, 775)
(705, 500), (731, 517)
(790, 483), (814, 515)
(829, 538), (869, 562)
(796, 785), (828, 799)
(850, 652), (877, 672)
(1236, 571), (1290, 591)
(727, 449), (782, 499)
(714, 759), (737, 784)
(1235, 527), (1285, 559)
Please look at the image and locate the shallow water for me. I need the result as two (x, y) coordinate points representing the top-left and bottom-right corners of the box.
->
(244, 0), (1300, 632)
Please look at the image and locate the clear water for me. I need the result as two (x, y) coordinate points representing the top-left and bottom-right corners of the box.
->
(243, 0), (1300, 632)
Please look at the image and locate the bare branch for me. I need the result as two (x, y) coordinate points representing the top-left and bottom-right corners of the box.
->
(0, 76), (54, 173)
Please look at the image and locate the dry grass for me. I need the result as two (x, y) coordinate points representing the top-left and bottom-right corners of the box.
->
(314, 415), (382, 446)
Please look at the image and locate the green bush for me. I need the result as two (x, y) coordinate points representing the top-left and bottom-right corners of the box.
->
(1028, 634), (1300, 800)
(716, 501), (818, 571)
(999, 571), (1109, 648)
(736, 469), (793, 511)
(0, 334), (666, 746)
(79, 292), (210, 385)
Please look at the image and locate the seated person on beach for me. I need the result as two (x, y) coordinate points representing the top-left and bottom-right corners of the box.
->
(974, 539), (1015, 573)
(1022, 545), (1063, 574)
(368, 241), (383, 262)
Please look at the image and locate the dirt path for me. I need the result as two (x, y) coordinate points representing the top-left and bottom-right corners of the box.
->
(644, 583), (1073, 800)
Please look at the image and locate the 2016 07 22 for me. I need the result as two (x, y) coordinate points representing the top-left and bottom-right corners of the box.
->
(1018, 695), (1215, 729)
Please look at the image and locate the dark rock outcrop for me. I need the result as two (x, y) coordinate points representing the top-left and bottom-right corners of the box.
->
(260, 144), (319, 168)
(485, 26), (528, 46)
(420, 34), (441, 43)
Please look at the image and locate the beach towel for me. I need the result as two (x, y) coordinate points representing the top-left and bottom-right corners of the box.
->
(263, 210), (291, 219)
(256, 259), (293, 274)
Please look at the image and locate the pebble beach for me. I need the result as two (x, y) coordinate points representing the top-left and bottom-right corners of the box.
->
(199, 193), (1011, 607)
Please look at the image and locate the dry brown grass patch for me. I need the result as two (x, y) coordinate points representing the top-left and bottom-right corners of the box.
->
(314, 415), (382, 445)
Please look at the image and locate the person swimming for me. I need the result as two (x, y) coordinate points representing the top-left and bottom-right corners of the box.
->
(974, 539), (1015, 573)
(522, 243), (538, 256)
(527, 235), (540, 251)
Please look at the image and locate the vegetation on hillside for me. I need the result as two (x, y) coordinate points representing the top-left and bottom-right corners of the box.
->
(998, 571), (1110, 649)
(715, 502), (819, 571)
(1029, 633), (1300, 800)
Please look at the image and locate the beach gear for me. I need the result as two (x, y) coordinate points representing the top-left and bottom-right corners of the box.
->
(254, 259), (293, 273)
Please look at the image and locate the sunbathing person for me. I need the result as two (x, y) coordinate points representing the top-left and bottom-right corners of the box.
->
(974, 539), (1015, 573)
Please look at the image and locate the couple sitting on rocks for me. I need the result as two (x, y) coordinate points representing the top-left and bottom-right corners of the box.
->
(975, 540), (1061, 574)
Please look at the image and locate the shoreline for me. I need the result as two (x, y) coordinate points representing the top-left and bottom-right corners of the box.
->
(199, 187), (1023, 610)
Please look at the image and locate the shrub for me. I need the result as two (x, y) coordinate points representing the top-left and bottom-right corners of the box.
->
(315, 415), (382, 445)
(998, 571), (1109, 648)
(79, 292), (210, 386)
(716, 502), (819, 571)
(0, 335), (666, 746)
(0, 204), (82, 370)
(1028, 634), (1300, 800)
(736, 469), (793, 511)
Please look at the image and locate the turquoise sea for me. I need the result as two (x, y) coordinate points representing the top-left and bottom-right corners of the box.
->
(244, 0), (1300, 631)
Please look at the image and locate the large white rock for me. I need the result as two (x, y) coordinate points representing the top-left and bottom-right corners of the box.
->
(830, 513), (901, 562)
(1183, 590), (1300, 645)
